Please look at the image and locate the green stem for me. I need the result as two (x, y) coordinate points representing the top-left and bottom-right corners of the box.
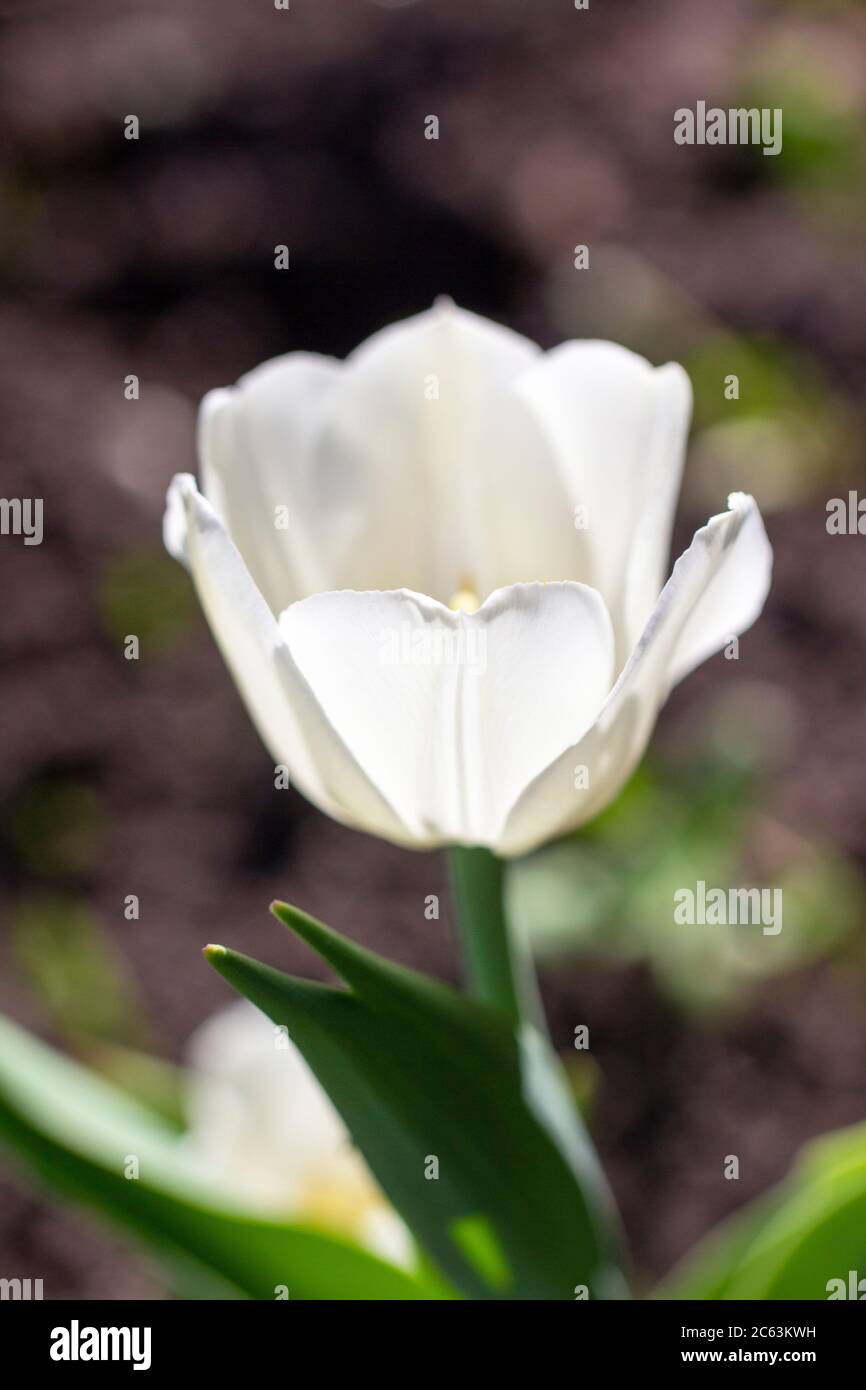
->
(448, 846), (626, 1291)
(447, 845), (543, 1030)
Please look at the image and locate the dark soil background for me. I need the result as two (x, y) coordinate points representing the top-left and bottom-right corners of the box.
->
(1, 0), (865, 1297)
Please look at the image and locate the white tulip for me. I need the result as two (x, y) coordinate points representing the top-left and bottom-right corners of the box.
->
(183, 999), (412, 1268)
(165, 302), (772, 856)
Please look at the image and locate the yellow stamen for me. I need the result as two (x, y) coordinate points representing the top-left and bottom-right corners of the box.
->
(448, 581), (481, 614)
(301, 1174), (376, 1230)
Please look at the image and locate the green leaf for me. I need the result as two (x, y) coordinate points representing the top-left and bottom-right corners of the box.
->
(78, 1038), (187, 1130)
(13, 894), (146, 1046)
(204, 902), (627, 1301)
(0, 1012), (444, 1300)
(657, 1122), (866, 1300)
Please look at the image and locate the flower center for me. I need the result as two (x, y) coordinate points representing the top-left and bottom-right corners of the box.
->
(298, 1161), (392, 1244)
(448, 579), (481, 614)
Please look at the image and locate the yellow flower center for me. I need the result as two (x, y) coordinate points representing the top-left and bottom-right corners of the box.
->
(448, 580), (481, 614)
(298, 1163), (390, 1242)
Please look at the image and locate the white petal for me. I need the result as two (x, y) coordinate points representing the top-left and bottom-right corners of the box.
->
(163, 469), (194, 567)
(185, 1000), (413, 1265)
(499, 494), (772, 855)
(166, 474), (412, 844)
(361, 1206), (416, 1271)
(184, 1000), (349, 1203)
(199, 354), (343, 611)
(199, 304), (551, 607)
(514, 342), (692, 661)
(316, 301), (543, 600)
(186, 1000), (369, 1217)
(279, 581), (615, 848)
(667, 491), (774, 686)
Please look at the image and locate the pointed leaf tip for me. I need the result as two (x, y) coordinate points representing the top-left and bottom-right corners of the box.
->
(202, 943), (226, 960)
(269, 900), (352, 980)
(268, 899), (395, 996)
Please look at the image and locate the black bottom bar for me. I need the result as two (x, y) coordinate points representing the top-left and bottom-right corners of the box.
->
(1, 1297), (859, 1375)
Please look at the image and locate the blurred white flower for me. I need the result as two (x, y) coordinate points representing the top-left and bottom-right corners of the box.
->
(165, 302), (772, 856)
(183, 999), (412, 1268)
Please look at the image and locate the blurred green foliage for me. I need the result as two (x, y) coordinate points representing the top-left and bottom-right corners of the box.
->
(506, 696), (865, 1014)
(9, 774), (104, 878)
(551, 251), (862, 519)
(659, 1118), (866, 1299)
(0, 1012), (437, 1301)
(686, 335), (834, 433)
(741, 27), (866, 229)
(13, 893), (147, 1048)
(684, 332), (859, 513)
(97, 545), (198, 653)
(78, 1040), (188, 1132)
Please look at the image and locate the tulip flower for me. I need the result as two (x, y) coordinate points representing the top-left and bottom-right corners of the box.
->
(165, 302), (771, 857)
(183, 999), (412, 1268)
